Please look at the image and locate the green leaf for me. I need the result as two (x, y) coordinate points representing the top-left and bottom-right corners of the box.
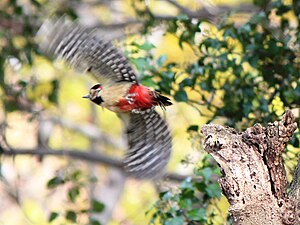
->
(70, 169), (82, 181)
(178, 198), (192, 210)
(156, 55), (167, 67)
(276, 4), (291, 15)
(91, 200), (105, 213)
(47, 176), (64, 189)
(240, 24), (251, 33)
(90, 218), (102, 225)
(68, 186), (80, 203)
(48, 212), (59, 222)
(180, 177), (193, 190)
(174, 89), (188, 102)
(187, 208), (207, 221)
(141, 76), (159, 89)
(30, 0), (42, 7)
(187, 125), (199, 132)
(194, 181), (206, 192)
(165, 216), (184, 225)
(65, 210), (77, 223)
(179, 31), (190, 48)
(18, 80), (28, 87)
(139, 42), (155, 51)
(201, 167), (213, 181)
(177, 14), (189, 21)
(131, 57), (148, 70)
(179, 78), (193, 88)
(161, 191), (173, 201)
(249, 12), (266, 24)
(48, 79), (59, 104)
(205, 183), (222, 198)
(167, 19), (178, 33)
(15, 6), (23, 15)
(253, 0), (270, 8)
(89, 176), (98, 183)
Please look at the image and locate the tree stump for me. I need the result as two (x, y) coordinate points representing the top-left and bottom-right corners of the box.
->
(201, 110), (299, 225)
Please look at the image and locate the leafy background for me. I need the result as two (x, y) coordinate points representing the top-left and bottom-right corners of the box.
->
(0, 0), (299, 224)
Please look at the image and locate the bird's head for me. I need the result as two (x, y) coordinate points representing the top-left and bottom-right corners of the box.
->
(83, 84), (104, 105)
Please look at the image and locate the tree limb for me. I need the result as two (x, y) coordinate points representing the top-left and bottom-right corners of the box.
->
(165, 0), (195, 15)
(201, 110), (298, 225)
(155, 3), (257, 21)
(0, 148), (188, 182)
(88, 3), (257, 31)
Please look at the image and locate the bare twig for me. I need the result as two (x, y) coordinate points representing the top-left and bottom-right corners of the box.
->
(1, 148), (189, 182)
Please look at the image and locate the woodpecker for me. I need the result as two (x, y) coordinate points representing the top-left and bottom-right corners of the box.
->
(37, 18), (172, 179)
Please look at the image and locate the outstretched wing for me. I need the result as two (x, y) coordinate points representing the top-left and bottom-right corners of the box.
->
(124, 110), (172, 179)
(37, 17), (137, 84)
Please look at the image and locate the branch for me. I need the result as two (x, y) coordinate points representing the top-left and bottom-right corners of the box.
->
(0, 148), (188, 182)
(165, 0), (195, 15)
(201, 110), (298, 225)
(88, 3), (257, 32)
(2, 148), (123, 167)
(155, 3), (257, 21)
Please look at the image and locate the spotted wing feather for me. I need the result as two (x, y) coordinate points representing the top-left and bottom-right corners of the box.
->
(124, 110), (172, 179)
(37, 18), (137, 84)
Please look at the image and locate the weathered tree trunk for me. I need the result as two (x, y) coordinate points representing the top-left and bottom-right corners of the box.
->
(201, 110), (299, 225)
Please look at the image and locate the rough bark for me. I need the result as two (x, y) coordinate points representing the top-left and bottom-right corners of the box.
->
(290, 157), (300, 219)
(201, 110), (299, 225)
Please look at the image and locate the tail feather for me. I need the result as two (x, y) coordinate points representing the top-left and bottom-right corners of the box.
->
(153, 92), (172, 110)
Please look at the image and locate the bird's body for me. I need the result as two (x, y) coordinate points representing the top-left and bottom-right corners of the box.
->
(37, 18), (172, 179)
(89, 82), (171, 113)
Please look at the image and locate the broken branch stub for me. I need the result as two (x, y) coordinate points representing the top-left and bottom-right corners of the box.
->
(201, 110), (298, 225)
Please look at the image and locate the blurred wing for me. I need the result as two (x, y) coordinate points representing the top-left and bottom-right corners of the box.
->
(124, 110), (172, 179)
(37, 17), (138, 84)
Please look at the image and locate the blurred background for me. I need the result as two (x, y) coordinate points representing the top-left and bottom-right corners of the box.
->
(0, 0), (299, 224)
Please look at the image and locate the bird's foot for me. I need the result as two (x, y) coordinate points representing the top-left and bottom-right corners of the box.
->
(125, 93), (137, 105)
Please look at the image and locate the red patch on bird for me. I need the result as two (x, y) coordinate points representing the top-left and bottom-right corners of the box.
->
(117, 84), (154, 112)
(129, 84), (154, 107)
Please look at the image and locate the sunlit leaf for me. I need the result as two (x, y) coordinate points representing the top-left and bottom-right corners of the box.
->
(139, 42), (155, 51)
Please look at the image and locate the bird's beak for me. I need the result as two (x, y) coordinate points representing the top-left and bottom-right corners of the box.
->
(82, 94), (90, 99)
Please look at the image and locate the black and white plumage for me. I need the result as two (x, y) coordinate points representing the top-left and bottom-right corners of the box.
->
(37, 18), (172, 179)
(125, 111), (172, 179)
(38, 17), (137, 84)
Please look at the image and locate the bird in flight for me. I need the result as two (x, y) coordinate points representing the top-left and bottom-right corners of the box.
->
(37, 18), (172, 179)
